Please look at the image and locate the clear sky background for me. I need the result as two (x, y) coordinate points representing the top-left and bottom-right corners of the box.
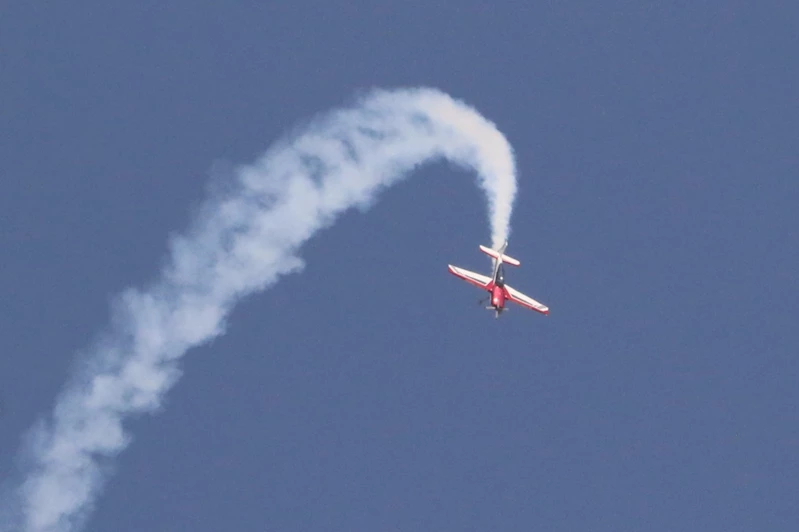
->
(1, 1), (797, 531)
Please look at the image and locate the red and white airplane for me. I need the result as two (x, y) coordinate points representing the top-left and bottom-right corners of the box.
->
(448, 241), (549, 318)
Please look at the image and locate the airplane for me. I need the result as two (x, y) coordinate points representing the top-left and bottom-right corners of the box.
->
(448, 241), (549, 318)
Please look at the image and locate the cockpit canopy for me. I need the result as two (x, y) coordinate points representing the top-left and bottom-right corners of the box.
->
(496, 264), (505, 286)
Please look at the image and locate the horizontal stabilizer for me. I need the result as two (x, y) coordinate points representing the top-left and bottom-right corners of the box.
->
(479, 245), (520, 266)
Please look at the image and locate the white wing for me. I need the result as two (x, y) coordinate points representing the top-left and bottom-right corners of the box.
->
(448, 265), (492, 289)
(505, 284), (549, 315)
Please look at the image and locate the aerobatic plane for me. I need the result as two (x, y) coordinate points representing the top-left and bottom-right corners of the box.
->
(448, 241), (549, 318)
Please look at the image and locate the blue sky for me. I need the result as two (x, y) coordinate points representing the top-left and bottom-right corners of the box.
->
(1, 1), (797, 531)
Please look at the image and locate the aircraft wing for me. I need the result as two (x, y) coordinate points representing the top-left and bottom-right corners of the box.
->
(505, 284), (549, 315)
(448, 265), (492, 289)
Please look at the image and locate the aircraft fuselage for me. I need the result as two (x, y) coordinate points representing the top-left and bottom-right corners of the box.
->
(490, 284), (506, 309)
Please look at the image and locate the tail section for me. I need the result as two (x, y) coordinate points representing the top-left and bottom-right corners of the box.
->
(479, 243), (520, 266)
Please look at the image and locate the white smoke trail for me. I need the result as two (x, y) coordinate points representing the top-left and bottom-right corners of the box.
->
(0, 87), (517, 532)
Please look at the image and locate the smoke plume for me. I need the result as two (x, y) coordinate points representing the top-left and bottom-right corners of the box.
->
(0, 87), (517, 531)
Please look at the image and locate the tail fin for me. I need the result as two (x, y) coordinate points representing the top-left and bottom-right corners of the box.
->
(479, 244), (520, 266)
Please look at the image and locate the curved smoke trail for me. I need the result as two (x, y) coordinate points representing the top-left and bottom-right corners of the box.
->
(0, 87), (517, 531)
